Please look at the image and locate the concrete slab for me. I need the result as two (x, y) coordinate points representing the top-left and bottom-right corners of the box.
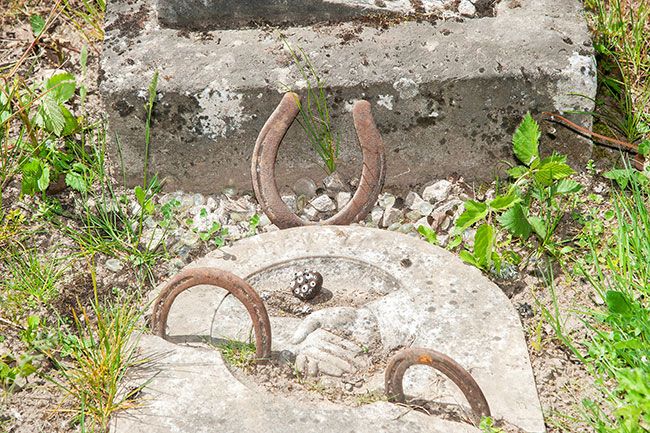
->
(117, 226), (545, 433)
(101, 0), (595, 193)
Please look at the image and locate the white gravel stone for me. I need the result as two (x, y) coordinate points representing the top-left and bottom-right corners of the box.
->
(422, 180), (453, 204)
(387, 222), (401, 231)
(258, 214), (271, 227)
(405, 210), (421, 221)
(293, 177), (318, 199)
(405, 191), (425, 210)
(378, 193), (396, 209)
(105, 258), (124, 273)
(323, 172), (347, 193)
(382, 207), (402, 228)
(181, 231), (200, 246)
(458, 0), (476, 16)
(414, 216), (431, 230)
(336, 191), (352, 209)
(311, 194), (336, 212)
(282, 195), (297, 213)
(303, 206), (320, 220)
(418, 201), (435, 216)
(370, 206), (383, 225)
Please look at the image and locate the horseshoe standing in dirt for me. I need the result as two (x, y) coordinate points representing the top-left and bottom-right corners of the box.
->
(251, 92), (386, 229)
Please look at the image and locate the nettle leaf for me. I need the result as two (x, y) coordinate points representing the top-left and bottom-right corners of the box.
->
(527, 216), (547, 240)
(507, 165), (528, 179)
(417, 225), (438, 245)
(605, 290), (632, 315)
(555, 179), (582, 195)
(65, 171), (87, 192)
(512, 113), (540, 166)
(498, 203), (532, 239)
(455, 200), (488, 230)
(41, 93), (65, 136)
(488, 191), (520, 210)
(46, 72), (76, 103)
(37, 164), (50, 192)
(459, 250), (480, 268)
(474, 223), (495, 268)
(638, 139), (650, 156)
(534, 159), (574, 185)
(30, 14), (45, 36)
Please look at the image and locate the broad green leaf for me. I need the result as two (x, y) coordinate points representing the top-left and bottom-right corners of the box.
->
(488, 191), (520, 210)
(512, 113), (540, 166)
(417, 225), (438, 245)
(474, 223), (495, 268)
(455, 200), (488, 230)
(30, 14), (45, 36)
(37, 165), (50, 192)
(134, 186), (146, 205)
(605, 290), (632, 315)
(528, 216), (547, 240)
(459, 250), (480, 268)
(497, 203), (532, 239)
(534, 160), (574, 185)
(638, 139), (650, 156)
(65, 171), (87, 192)
(507, 165), (528, 179)
(46, 72), (76, 103)
(41, 94), (65, 136)
(60, 106), (78, 136)
(20, 158), (41, 194)
(554, 179), (582, 195)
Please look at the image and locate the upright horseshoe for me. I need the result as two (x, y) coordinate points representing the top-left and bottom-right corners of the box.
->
(251, 92), (386, 229)
(385, 348), (491, 424)
(151, 267), (272, 363)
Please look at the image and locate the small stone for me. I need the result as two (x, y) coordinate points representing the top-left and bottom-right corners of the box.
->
(458, 0), (476, 16)
(176, 244), (193, 261)
(422, 180), (453, 204)
(310, 194), (336, 212)
(230, 212), (245, 223)
(292, 177), (318, 199)
(258, 214), (271, 227)
(181, 231), (200, 246)
(398, 223), (415, 233)
(167, 258), (184, 274)
(336, 191), (352, 209)
(418, 201), (434, 216)
(296, 195), (308, 212)
(205, 196), (218, 210)
(344, 382), (354, 392)
(387, 222), (402, 231)
(414, 216), (430, 230)
(323, 172), (347, 193)
(405, 191), (425, 210)
(349, 177), (360, 188)
(282, 195), (298, 213)
(405, 210), (422, 222)
(105, 258), (124, 273)
(192, 193), (205, 206)
(382, 207), (402, 227)
(370, 206), (383, 225)
(140, 229), (164, 250)
(222, 186), (237, 196)
(303, 207), (319, 221)
(378, 193), (396, 209)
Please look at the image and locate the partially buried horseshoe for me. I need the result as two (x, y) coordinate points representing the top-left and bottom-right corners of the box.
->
(251, 92), (386, 229)
(151, 267), (272, 363)
(385, 347), (491, 424)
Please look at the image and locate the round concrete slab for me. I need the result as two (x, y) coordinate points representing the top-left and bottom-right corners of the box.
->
(113, 226), (544, 433)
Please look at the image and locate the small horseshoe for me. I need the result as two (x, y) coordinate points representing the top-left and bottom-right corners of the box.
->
(385, 347), (491, 424)
(151, 267), (272, 363)
(251, 92), (386, 229)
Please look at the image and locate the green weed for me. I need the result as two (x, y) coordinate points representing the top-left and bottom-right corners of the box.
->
(216, 340), (256, 369)
(283, 39), (340, 174)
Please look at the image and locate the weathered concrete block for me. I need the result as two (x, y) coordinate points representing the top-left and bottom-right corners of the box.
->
(100, 0), (596, 193)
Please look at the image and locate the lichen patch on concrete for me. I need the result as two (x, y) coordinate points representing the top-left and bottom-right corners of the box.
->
(194, 80), (252, 138)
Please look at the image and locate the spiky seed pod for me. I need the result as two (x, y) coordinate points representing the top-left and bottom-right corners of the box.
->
(290, 270), (323, 301)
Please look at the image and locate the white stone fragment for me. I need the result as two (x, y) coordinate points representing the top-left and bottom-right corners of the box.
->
(422, 180), (453, 204)
(310, 194), (336, 212)
(458, 0), (476, 16)
(336, 191), (352, 209)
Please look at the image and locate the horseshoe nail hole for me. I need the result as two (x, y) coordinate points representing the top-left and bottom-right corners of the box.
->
(400, 258), (412, 268)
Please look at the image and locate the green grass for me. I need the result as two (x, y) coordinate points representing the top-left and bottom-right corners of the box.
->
(282, 39), (340, 175)
(216, 340), (257, 369)
(52, 278), (146, 432)
(584, 0), (650, 144)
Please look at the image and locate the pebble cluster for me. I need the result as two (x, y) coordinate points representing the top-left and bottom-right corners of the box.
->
(107, 175), (474, 275)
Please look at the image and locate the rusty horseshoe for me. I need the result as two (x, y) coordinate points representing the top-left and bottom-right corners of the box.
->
(251, 92), (386, 229)
(151, 267), (272, 363)
(385, 348), (491, 423)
